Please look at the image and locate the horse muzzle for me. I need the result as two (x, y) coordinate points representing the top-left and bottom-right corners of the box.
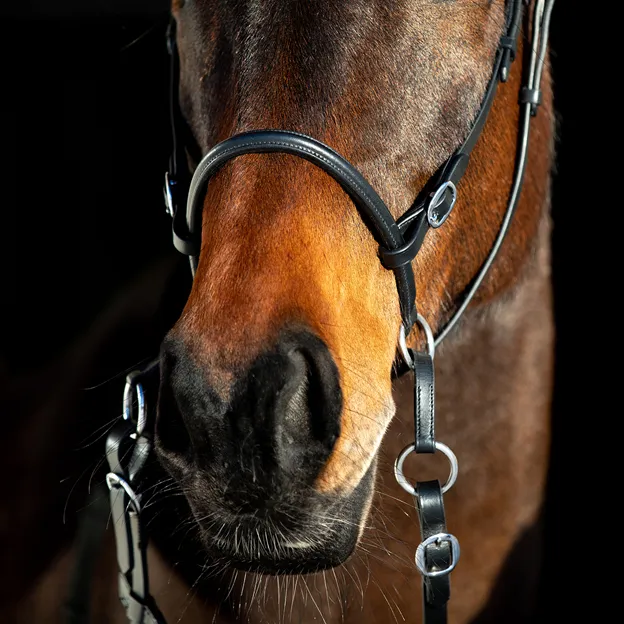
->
(154, 328), (372, 572)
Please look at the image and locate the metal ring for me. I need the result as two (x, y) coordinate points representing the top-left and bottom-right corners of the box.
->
(123, 365), (156, 436)
(427, 181), (457, 228)
(398, 313), (435, 369)
(122, 379), (133, 422)
(398, 325), (414, 369)
(394, 441), (458, 496)
(415, 532), (460, 577)
(123, 370), (143, 421)
(106, 472), (142, 513)
(123, 378), (146, 436)
(415, 313), (435, 358)
(163, 171), (175, 217)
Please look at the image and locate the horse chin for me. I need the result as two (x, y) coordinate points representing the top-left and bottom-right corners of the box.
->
(191, 463), (376, 575)
(200, 532), (358, 575)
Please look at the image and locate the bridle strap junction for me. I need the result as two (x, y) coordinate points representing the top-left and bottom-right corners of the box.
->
(166, 0), (526, 342)
(101, 1), (556, 623)
(174, 129), (420, 328)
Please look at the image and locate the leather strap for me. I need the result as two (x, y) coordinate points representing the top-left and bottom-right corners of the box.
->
(105, 364), (166, 624)
(380, 209), (428, 270)
(176, 129), (419, 329)
(416, 481), (451, 622)
(414, 352), (435, 454)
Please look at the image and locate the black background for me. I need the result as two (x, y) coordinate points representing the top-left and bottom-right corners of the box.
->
(2, 1), (583, 621)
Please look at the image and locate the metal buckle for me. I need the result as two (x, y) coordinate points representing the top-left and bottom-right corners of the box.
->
(394, 441), (459, 496)
(427, 181), (457, 228)
(415, 532), (461, 577)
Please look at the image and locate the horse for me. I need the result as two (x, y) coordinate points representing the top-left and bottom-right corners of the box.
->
(106, 0), (553, 622)
(3, 0), (556, 622)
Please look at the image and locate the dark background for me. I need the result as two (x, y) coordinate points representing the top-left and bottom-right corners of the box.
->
(2, 1), (583, 621)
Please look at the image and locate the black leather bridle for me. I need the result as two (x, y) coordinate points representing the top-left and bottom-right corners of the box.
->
(97, 1), (556, 623)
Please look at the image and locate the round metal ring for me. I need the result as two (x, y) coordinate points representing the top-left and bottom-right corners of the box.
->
(394, 441), (458, 496)
(398, 313), (435, 369)
(135, 382), (147, 436)
(415, 313), (435, 357)
(106, 472), (142, 513)
(123, 379), (134, 422)
(398, 325), (414, 369)
(427, 181), (457, 228)
(415, 532), (461, 577)
(123, 375), (146, 436)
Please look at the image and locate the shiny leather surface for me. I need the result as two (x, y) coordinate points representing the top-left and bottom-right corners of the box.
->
(181, 129), (419, 328)
(416, 481), (451, 618)
(414, 352), (435, 454)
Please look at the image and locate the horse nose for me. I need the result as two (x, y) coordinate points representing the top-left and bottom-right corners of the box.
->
(256, 333), (342, 477)
(156, 331), (342, 494)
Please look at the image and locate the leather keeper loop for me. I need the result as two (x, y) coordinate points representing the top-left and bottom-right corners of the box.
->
(379, 212), (429, 270)
(499, 35), (517, 60)
(414, 352), (436, 454)
(172, 206), (200, 256)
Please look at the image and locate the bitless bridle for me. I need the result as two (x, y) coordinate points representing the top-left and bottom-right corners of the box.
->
(102, 1), (556, 622)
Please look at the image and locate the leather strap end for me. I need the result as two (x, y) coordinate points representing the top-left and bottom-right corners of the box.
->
(379, 212), (429, 270)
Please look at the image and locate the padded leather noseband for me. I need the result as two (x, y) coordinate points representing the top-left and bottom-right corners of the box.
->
(173, 130), (419, 328)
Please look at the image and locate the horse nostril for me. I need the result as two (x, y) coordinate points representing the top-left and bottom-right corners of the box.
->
(272, 334), (342, 474)
(155, 338), (201, 461)
(155, 331), (341, 492)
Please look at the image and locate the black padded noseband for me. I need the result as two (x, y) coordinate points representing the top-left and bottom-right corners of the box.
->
(172, 130), (419, 328)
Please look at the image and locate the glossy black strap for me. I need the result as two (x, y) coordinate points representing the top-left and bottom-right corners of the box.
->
(387, 0), (525, 275)
(414, 352), (436, 454)
(416, 481), (451, 623)
(176, 129), (419, 329)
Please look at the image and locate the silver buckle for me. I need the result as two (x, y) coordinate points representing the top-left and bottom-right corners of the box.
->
(415, 532), (461, 577)
(427, 181), (457, 228)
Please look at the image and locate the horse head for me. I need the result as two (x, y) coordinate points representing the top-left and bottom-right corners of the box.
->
(154, 0), (549, 575)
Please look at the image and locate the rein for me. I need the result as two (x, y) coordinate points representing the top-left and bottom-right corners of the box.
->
(95, 2), (556, 623)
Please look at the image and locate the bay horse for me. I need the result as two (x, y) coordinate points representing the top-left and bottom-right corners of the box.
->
(102, 1), (556, 623)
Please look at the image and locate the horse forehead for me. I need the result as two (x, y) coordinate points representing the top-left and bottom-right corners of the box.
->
(182, 1), (504, 122)
(229, 1), (499, 69)
(186, 0), (502, 80)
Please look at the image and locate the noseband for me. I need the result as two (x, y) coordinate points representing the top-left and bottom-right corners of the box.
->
(98, 1), (556, 623)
